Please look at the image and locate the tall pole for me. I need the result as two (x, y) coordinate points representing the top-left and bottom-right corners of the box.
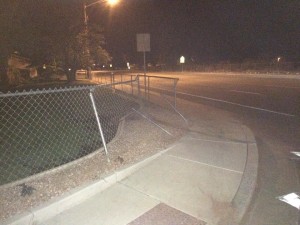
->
(83, 3), (91, 79)
(143, 51), (146, 98)
(84, 3), (88, 26)
(143, 51), (146, 76)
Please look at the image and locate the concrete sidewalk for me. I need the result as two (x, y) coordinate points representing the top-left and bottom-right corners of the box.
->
(3, 104), (258, 225)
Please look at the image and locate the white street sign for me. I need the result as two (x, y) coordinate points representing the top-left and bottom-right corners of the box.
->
(137, 33), (150, 52)
(180, 56), (185, 64)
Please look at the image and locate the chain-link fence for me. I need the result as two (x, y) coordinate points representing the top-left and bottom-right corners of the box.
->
(0, 73), (179, 187)
(0, 74), (184, 223)
(0, 83), (139, 186)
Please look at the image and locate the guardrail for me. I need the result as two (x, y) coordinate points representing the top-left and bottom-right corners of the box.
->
(136, 75), (179, 109)
(90, 72), (179, 109)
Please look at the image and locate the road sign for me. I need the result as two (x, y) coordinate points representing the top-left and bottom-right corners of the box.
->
(180, 56), (185, 64)
(137, 33), (150, 52)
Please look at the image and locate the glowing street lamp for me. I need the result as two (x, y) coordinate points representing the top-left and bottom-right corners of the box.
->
(108, 0), (120, 6)
(84, 0), (120, 26)
(83, 0), (120, 78)
(277, 57), (281, 74)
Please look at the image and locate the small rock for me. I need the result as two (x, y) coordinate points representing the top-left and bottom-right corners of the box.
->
(18, 184), (36, 197)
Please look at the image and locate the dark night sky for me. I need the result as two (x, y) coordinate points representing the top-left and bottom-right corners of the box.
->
(3, 0), (300, 67)
(87, 0), (300, 65)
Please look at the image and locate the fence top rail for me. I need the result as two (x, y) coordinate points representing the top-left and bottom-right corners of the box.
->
(137, 74), (179, 81)
(0, 85), (95, 98)
(0, 77), (138, 98)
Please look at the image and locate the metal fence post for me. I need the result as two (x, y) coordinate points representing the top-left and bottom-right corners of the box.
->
(144, 75), (146, 98)
(174, 79), (178, 109)
(89, 89), (109, 161)
(137, 75), (140, 98)
(131, 75), (133, 95)
(147, 76), (150, 101)
(121, 73), (123, 91)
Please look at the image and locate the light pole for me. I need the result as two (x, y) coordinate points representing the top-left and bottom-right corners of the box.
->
(84, 0), (120, 25)
(83, 0), (120, 79)
(277, 57), (281, 74)
(180, 56), (185, 72)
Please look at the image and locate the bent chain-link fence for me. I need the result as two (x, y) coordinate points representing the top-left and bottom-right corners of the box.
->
(0, 84), (139, 186)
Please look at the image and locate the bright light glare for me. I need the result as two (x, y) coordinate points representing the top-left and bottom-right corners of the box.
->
(107, 0), (119, 6)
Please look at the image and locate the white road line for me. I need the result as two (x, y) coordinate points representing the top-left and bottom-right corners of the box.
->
(176, 91), (296, 117)
(263, 85), (300, 89)
(229, 90), (264, 96)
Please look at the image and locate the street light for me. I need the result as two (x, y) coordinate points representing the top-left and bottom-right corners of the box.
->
(84, 0), (120, 26)
(180, 56), (185, 72)
(277, 57), (281, 74)
(82, 0), (120, 79)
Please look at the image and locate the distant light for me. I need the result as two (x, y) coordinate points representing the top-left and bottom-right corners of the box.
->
(127, 62), (130, 70)
(43, 64), (46, 69)
(277, 57), (281, 62)
(110, 64), (113, 68)
(68, 68), (71, 71)
(103, 65), (105, 68)
(180, 56), (185, 64)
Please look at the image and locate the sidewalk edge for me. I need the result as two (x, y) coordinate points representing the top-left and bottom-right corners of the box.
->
(1, 146), (175, 225)
(224, 125), (259, 225)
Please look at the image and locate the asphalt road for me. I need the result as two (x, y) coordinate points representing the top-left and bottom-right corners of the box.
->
(149, 72), (300, 225)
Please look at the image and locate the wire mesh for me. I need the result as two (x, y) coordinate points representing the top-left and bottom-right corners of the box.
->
(0, 75), (183, 223)
(0, 84), (138, 186)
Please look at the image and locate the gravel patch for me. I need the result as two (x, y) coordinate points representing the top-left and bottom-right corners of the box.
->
(0, 103), (187, 222)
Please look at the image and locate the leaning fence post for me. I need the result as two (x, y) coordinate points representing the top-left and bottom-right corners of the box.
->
(89, 89), (110, 161)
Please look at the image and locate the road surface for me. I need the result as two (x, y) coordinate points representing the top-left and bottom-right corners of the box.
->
(149, 72), (300, 225)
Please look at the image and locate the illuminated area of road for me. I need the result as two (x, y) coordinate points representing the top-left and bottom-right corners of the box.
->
(176, 90), (296, 117)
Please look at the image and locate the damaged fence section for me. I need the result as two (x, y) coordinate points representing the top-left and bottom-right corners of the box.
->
(0, 84), (139, 186)
(0, 74), (179, 187)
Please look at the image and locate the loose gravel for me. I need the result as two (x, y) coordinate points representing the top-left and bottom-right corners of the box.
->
(0, 103), (187, 222)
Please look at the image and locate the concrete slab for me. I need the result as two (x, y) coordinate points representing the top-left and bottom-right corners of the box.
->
(128, 203), (206, 225)
(41, 184), (159, 225)
(167, 136), (247, 172)
(187, 119), (248, 143)
(121, 155), (243, 224)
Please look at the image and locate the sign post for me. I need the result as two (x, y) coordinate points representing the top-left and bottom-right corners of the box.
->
(180, 56), (185, 72)
(137, 33), (151, 75)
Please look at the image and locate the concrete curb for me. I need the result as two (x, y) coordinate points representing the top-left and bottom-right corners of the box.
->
(1, 146), (175, 225)
(221, 125), (259, 225)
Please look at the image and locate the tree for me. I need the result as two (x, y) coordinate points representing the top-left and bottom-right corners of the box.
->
(0, 0), (112, 86)
(0, 1), (20, 86)
(63, 23), (111, 81)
